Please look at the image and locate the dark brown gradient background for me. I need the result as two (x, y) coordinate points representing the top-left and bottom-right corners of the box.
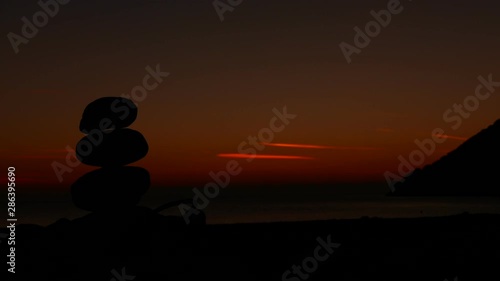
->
(1, 0), (500, 190)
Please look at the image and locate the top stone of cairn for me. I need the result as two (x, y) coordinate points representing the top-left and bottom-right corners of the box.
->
(79, 97), (137, 133)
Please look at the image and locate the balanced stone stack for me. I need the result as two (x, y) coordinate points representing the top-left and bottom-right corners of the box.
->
(71, 97), (150, 212)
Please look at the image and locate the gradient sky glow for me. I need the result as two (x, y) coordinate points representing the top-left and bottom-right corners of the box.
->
(2, 0), (500, 189)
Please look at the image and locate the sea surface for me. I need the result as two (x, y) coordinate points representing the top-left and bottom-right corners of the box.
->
(11, 183), (500, 226)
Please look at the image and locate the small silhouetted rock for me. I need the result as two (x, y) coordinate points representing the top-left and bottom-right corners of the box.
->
(75, 128), (148, 167)
(71, 166), (150, 212)
(79, 97), (137, 133)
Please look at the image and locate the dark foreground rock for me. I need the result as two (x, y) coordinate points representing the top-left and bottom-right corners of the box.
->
(1, 212), (499, 281)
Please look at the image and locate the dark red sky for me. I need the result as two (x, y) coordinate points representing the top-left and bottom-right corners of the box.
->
(1, 0), (500, 188)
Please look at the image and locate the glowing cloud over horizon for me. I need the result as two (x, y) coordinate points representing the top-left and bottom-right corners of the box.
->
(432, 134), (468, 141)
(217, 154), (315, 160)
(260, 143), (382, 150)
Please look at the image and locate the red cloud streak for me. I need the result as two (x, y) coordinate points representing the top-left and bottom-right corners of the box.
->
(217, 154), (315, 160)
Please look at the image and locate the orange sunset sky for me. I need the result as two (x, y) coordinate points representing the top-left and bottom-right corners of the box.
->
(1, 0), (500, 188)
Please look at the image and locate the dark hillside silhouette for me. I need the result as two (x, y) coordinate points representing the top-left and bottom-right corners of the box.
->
(392, 119), (500, 196)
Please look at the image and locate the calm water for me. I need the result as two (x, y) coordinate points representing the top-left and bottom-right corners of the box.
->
(12, 184), (500, 226)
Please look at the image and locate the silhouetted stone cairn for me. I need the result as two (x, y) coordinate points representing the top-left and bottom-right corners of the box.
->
(71, 97), (150, 212)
